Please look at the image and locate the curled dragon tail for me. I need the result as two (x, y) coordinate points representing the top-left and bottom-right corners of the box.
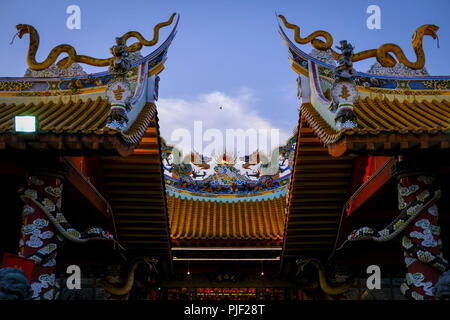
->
(297, 258), (354, 296)
(278, 15), (438, 70)
(101, 257), (157, 297)
(278, 14), (338, 59)
(122, 12), (177, 52)
(18, 13), (177, 71)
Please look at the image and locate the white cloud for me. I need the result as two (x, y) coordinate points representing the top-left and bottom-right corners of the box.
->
(157, 89), (291, 158)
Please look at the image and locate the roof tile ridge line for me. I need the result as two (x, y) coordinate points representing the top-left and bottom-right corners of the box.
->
(212, 200), (219, 240)
(25, 100), (47, 118)
(120, 102), (156, 144)
(63, 97), (96, 132)
(253, 199), (262, 239)
(242, 199), (250, 240)
(1, 101), (43, 128)
(193, 199), (204, 240)
(264, 198), (274, 239)
(68, 97), (103, 131)
(364, 96), (396, 131)
(218, 199), (224, 239)
(236, 198), (243, 240)
(167, 194), (176, 238)
(169, 195), (179, 239)
(277, 196), (286, 238)
(189, 196), (199, 239)
(184, 196), (194, 239)
(0, 102), (27, 127)
(275, 197), (285, 240)
(410, 99), (448, 128)
(260, 198), (271, 239)
(231, 198), (237, 239)
(353, 97), (383, 131)
(250, 199), (260, 240)
(18, 101), (44, 117)
(178, 197), (189, 239)
(0, 102), (27, 126)
(392, 97), (434, 130)
(42, 99), (83, 130)
(361, 97), (386, 130)
(300, 103), (344, 145)
(215, 200), (222, 240)
(48, 99), (79, 131)
(86, 98), (111, 130)
(167, 193), (174, 228)
(248, 199), (257, 240)
(59, 96), (100, 131)
(173, 194), (185, 239)
(376, 97), (411, 131)
(439, 98), (450, 109)
(0, 102), (26, 120)
(380, 96), (421, 130)
(225, 201), (231, 239)
(176, 197), (187, 239)
(33, 100), (64, 129)
(79, 100), (109, 132)
(424, 99), (450, 121)
(268, 196), (280, 238)
(271, 198), (283, 239)
(205, 200), (212, 239)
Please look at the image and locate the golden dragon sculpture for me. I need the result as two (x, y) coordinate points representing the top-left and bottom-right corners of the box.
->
(296, 257), (354, 299)
(278, 14), (439, 69)
(101, 257), (158, 299)
(15, 13), (177, 71)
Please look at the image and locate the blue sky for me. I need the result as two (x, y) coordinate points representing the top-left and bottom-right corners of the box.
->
(1, 0), (449, 156)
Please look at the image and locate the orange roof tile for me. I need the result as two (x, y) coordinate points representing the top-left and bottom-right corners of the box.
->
(0, 97), (157, 155)
(167, 194), (286, 242)
(301, 97), (450, 154)
(282, 117), (354, 259)
(103, 121), (172, 259)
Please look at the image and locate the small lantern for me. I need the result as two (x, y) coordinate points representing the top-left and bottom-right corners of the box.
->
(15, 115), (37, 133)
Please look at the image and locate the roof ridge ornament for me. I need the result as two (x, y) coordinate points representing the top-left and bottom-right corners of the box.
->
(330, 41), (358, 131)
(277, 14), (439, 70)
(104, 39), (137, 131)
(108, 38), (132, 77)
(15, 13), (177, 71)
(277, 14), (338, 58)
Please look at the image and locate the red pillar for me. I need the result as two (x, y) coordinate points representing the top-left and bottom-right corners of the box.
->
(18, 174), (64, 300)
(394, 167), (447, 300)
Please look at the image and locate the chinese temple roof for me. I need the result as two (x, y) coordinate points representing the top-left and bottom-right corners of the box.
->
(167, 193), (286, 243)
(282, 117), (354, 259)
(0, 20), (178, 156)
(278, 17), (450, 264)
(0, 17), (179, 262)
(102, 121), (172, 260)
(0, 97), (156, 155)
(301, 97), (450, 156)
(278, 22), (450, 157)
(160, 136), (296, 245)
